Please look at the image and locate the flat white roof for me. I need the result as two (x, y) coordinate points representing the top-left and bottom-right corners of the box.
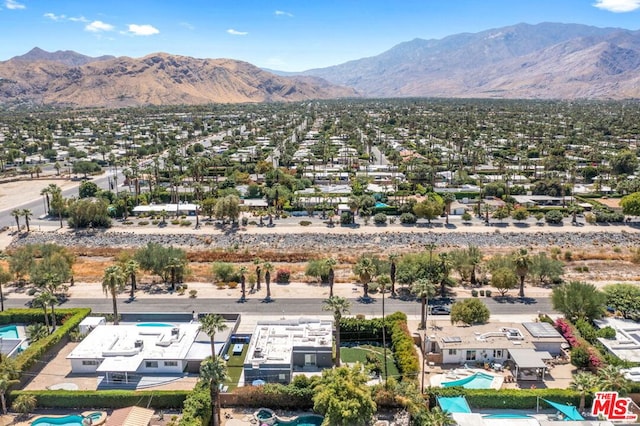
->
(68, 323), (202, 367)
(133, 203), (198, 212)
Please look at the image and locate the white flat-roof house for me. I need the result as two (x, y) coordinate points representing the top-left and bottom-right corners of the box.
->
(243, 318), (333, 385)
(67, 323), (210, 383)
(428, 322), (566, 381)
(132, 203), (199, 216)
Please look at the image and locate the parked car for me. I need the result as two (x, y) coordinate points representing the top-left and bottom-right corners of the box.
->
(430, 306), (451, 315)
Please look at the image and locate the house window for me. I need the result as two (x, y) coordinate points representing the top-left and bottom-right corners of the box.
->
(448, 349), (457, 355)
(82, 360), (99, 366)
(164, 361), (178, 367)
(145, 361), (159, 368)
(493, 350), (503, 359)
(466, 351), (476, 361)
(279, 374), (286, 381)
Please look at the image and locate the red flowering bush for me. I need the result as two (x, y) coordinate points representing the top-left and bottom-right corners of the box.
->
(275, 268), (291, 284)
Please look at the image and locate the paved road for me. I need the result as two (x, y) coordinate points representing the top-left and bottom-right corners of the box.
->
(3, 295), (556, 317)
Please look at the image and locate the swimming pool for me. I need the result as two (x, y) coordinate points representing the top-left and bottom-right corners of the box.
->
(136, 323), (174, 327)
(0, 325), (19, 339)
(483, 414), (532, 419)
(442, 372), (495, 389)
(31, 412), (103, 426)
(255, 409), (323, 426)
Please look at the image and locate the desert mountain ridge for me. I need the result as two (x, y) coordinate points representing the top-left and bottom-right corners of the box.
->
(299, 22), (640, 99)
(0, 50), (357, 108)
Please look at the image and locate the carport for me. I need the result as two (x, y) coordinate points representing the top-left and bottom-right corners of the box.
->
(508, 348), (551, 381)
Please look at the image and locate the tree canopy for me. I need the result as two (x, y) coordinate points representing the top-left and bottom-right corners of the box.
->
(450, 298), (490, 326)
(551, 281), (605, 322)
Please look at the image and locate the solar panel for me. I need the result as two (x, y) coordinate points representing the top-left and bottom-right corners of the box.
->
(523, 322), (560, 338)
(442, 336), (462, 343)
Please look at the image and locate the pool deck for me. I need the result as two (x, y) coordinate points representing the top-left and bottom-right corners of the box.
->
(430, 369), (504, 390)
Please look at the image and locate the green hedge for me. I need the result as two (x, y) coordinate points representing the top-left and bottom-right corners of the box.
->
(9, 390), (189, 409)
(7, 308), (91, 375)
(179, 382), (211, 426)
(426, 388), (586, 409)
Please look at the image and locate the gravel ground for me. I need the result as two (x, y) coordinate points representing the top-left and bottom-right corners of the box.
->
(9, 228), (640, 251)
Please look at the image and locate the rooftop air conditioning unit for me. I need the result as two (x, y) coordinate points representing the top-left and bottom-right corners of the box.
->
(134, 340), (144, 348)
(171, 328), (179, 336)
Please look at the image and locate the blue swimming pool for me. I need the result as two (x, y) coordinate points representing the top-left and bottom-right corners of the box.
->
(255, 409), (323, 426)
(442, 372), (495, 389)
(483, 414), (532, 419)
(0, 325), (19, 339)
(136, 323), (174, 327)
(31, 412), (102, 426)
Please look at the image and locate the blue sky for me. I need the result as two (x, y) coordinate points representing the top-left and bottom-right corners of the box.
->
(1, 0), (640, 71)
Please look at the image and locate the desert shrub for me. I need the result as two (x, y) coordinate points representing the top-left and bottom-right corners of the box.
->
(275, 269), (291, 284)
(399, 213), (416, 224)
(373, 213), (387, 225)
(299, 220), (312, 226)
(545, 210), (564, 224)
(138, 221), (149, 226)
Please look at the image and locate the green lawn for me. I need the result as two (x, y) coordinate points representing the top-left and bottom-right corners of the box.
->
(340, 345), (400, 379)
(223, 343), (249, 390)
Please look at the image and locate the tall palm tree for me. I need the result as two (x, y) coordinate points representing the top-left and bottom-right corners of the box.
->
(254, 258), (262, 291)
(514, 248), (530, 298)
(263, 262), (274, 301)
(32, 292), (54, 332)
(200, 356), (229, 426)
(239, 266), (247, 301)
(49, 185), (64, 228)
(323, 296), (351, 367)
(353, 256), (377, 299)
(467, 245), (482, 286)
(442, 192), (457, 225)
(165, 256), (185, 291)
(326, 258), (337, 298)
(10, 209), (20, 231)
(570, 372), (597, 412)
(0, 266), (11, 312)
(123, 259), (140, 299)
(389, 254), (398, 297)
(199, 314), (228, 359)
(40, 186), (51, 214)
(102, 265), (126, 325)
(21, 209), (32, 232)
(412, 278), (437, 330)
(438, 252), (453, 298)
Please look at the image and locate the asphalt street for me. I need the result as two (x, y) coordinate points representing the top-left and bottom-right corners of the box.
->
(2, 295), (556, 317)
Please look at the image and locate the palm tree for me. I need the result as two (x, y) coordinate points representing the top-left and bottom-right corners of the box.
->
(49, 185), (64, 228)
(514, 249), (530, 298)
(570, 372), (597, 412)
(326, 258), (337, 298)
(32, 292), (51, 332)
(323, 296), (351, 367)
(424, 407), (455, 426)
(0, 266), (11, 312)
(200, 356), (229, 426)
(467, 245), (482, 286)
(40, 187), (51, 214)
(10, 209), (20, 231)
(199, 314), (228, 359)
(42, 273), (62, 330)
(165, 256), (185, 292)
(11, 394), (37, 420)
(239, 266), (248, 301)
(0, 375), (11, 415)
(442, 192), (457, 225)
(412, 278), (437, 330)
(438, 252), (453, 298)
(21, 209), (32, 232)
(353, 256), (377, 299)
(102, 265), (126, 325)
(26, 323), (49, 342)
(123, 259), (140, 299)
(597, 365), (631, 395)
(254, 258), (262, 291)
(263, 262), (274, 301)
(389, 254), (398, 297)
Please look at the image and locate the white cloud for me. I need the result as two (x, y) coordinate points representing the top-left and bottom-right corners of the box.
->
(593, 0), (640, 12)
(85, 20), (114, 32)
(275, 10), (293, 17)
(5, 0), (25, 10)
(44, 12), (65, 21)
(45, 13), (88, 23)
(68, 16), (88, 23)
(127, 24), (160, 36)
(227, 28), (248, 36)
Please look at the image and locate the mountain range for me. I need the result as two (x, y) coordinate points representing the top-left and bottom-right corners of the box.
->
(2, 22), (640, 107)
(301, 22), (640, 99)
